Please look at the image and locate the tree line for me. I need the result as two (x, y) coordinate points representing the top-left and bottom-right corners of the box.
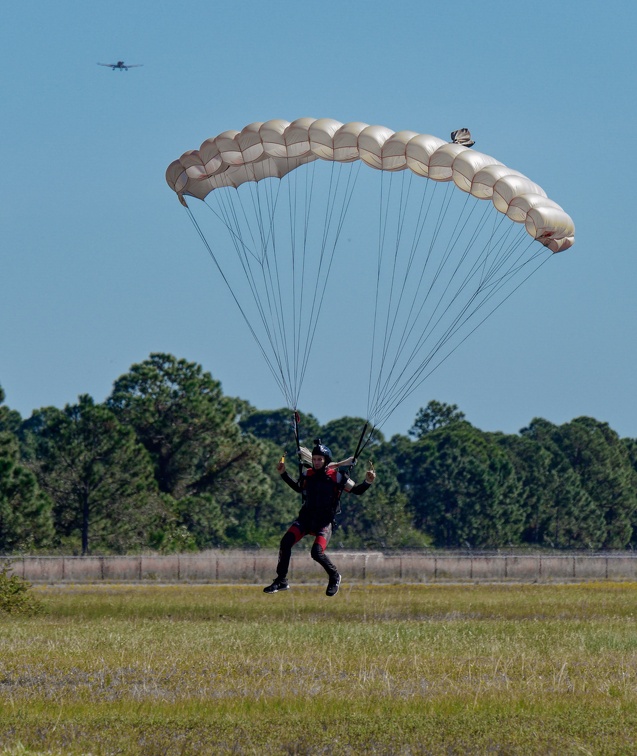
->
(1, 353), (637, 555)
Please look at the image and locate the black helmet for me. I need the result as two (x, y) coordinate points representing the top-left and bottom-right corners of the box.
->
(311, 438), (332, 463)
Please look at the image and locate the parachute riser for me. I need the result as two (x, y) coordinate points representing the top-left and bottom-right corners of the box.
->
(293, 410), (305, 505)
(351, 422), (369, 471)
(332, 421), (373, 518)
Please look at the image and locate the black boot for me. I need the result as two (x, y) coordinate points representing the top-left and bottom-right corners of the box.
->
(263, 579), (289, 594)
(326, 573), (341, 597)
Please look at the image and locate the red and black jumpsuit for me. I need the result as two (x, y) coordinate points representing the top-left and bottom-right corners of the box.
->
(276, 466), (371, 583)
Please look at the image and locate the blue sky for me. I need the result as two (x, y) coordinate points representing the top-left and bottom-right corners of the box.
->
(1, 1), (635, 441)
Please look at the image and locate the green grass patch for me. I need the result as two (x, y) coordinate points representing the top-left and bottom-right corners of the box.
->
(1, 583), (636, 753)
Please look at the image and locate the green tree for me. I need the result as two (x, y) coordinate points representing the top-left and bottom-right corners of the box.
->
(319, 416), (380, 463)
(336, 444), (427, 549)
(0, 386), (21, 435)
(522, 417), (633, 548)
(0, 432), (54, 552)
(107, 354), (273, 546)
(22, 395), (161, 555)
(500, 428), (605, 549)
(400, 422), (524, 548)
(239, 408), (321, 450)
(245, 438), (302, 545)
(496, 433), (554, 544)
(167, 494), (225, 550)
(409, 401), (466, 439)
(557, 418), (637, 547)
(623, 437), (637, 472)
(622, 437), (637, 545)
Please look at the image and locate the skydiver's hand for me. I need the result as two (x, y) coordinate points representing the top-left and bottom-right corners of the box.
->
(277, 461), (286, 474)
(365, 468), (376, 484)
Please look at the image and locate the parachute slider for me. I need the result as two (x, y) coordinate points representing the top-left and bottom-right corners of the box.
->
(450, 128), (475, 147)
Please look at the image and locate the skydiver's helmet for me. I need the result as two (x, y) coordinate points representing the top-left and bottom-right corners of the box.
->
(311, 439), (332, 466)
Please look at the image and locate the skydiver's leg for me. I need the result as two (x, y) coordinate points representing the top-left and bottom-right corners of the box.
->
(275, 521), (305, 582)
(310, 524), (339, 580)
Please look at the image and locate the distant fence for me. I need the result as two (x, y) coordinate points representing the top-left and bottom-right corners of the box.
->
(3, 552), (637, 583)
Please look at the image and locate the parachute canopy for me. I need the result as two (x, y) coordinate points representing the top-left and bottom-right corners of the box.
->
(167, 118), (574, 253)
(166, 118), (574, 429)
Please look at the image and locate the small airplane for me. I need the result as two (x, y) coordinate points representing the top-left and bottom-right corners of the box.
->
(97, 61), (143, 71)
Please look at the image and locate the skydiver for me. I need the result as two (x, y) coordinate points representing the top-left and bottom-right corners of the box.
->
(263, 439), (376, 597)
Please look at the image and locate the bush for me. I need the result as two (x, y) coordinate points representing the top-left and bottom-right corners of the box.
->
(0, 562), (42, 615)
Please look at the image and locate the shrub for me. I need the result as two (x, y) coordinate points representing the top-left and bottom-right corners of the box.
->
(0, 562), (42, 615)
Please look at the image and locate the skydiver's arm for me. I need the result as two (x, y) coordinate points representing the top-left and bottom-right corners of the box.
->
(327, 456), (354, 469)
(277, 460), (304, 492)
(348, 480), (371, 495)
(344, 466), (376, 495)
(280, 470), (302, 493)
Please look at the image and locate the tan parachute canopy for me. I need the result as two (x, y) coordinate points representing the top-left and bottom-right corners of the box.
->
(166, 117), (574, 253)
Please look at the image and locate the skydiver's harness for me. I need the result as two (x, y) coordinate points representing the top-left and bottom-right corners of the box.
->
(304, 467), (345, 520)
(291, 412), (374, 521)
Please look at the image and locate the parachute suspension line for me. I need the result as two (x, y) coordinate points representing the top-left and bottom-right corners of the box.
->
(198, 160), (361, 411)
(287, 159), (301, 402)
(403, 193), (492, 360)
(371, 229), (548, 430)
(375, 171), (406, 392)
(367, 170), (415, 423)
(213, 185), (298, 411)
(397, 191), (486, 366)
(368, 182), (486, 426)
(253, 173), (298, 403)
(368, 177), (454, 422)
(402, 213), (519, 385)
(295, 159), (335, 400)
(369, 208), (510, 426)
(362, 173), (552, 430)
(366, 170), (388, 422)
(214, 186), (288, 385)
(375, 174), (437, 380)
(299, 159), (341, 363)
(184, 204), (294, 407)
(288, 159), (319, 407)
(229, 172), (303, 409)
(296, 161), (362, 396)
(372, 235), (548, 429)
(204, 183), (298, 409)
(250, 174), (296, 406)
(375, 171), (443, 409)
(296, 159), (321, 391)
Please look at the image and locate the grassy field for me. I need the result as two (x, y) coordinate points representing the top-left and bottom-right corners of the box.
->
(1, 582), (637, 754)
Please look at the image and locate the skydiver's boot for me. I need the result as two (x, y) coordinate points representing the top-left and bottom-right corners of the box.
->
(263, 579), (289, 594)
(326, 573), (341, 597)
